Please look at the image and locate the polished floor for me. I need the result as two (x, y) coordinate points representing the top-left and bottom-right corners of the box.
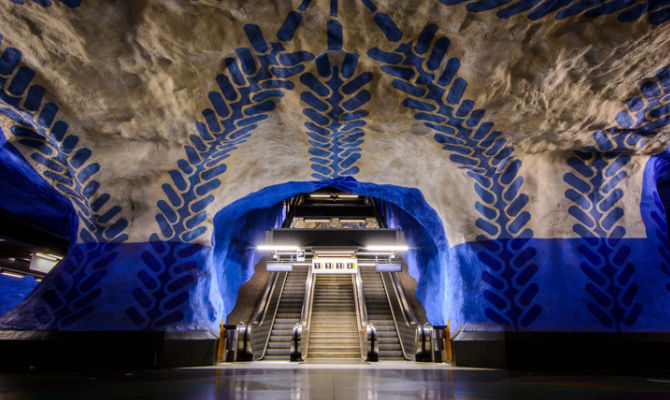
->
(2, 361), (670, 399)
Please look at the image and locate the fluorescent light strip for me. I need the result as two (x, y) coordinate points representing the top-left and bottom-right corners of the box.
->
(365, 245), (409, 252)
(35, 252), (62, 261)
(257, 245), (301, 251)
(1, 271), (25, 278)
(304, 218), (330, 223)
(309, 193), (331, 199)
(336, 194), (359, 199)
(315, 250), (355, 254)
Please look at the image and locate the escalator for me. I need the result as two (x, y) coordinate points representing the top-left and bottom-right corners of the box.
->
(230, 188), (435, 363)
(264, 265), (308, 360)
(359, 266), (404, 360)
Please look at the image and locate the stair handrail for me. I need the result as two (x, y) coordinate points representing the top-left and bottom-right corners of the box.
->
(380, 270), (420, 360)
(290, 323), (303, 361)
(292, 267), (315, 361)
(236, 322), (253, 361)
(390, 272), (419, 326)
(353, 270), (377, 361)
(365, 322), (379, 361)
(250, 271), (278, 326)
(415, 323), (434, 362)
(247, 270), (288, 360)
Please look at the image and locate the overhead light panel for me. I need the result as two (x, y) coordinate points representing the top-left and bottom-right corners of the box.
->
(304, 218), (330, 223)
(314, 249), (355, 254)
(365, 245), (409, 252)
(35, 253), (61, 262)
(1, 270), (24, 278)
(266, 263), (293, 272)
(341, 218), (366, 224)
(30, 253), (62, 274)
(257, 245), (301, 252)
(309, 193), (332, 199)
(376, 263), (402, 272)
(336, 194), (359, 199)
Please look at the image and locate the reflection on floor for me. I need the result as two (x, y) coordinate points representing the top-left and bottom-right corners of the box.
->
(2, 361), (670, 399)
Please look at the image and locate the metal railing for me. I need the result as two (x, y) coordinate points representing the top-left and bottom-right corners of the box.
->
(290, 267), (315, 361)
(353, 270), (378, 361)
(242, 270), (287, 360)
(380, 271), (426, 360)
(381, 272), (437, 362)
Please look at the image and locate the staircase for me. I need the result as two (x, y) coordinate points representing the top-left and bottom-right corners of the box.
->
(307, 274), (360, 359)
(264, 266), (308, 360)
(360, 267), (404, 360)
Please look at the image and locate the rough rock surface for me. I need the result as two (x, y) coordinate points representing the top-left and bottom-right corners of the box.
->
(1, 0), (670, 333)
(1, 0), (668, 245)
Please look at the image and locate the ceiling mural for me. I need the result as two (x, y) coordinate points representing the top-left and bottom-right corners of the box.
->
(0, 0), (669, 333)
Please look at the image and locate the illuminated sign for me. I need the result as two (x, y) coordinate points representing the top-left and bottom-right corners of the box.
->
(266, 263), (293, 272)
(312, 258), (357, 274)
(375, 263), (401, 272)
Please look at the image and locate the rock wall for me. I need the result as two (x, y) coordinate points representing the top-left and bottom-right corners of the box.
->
(0, 0), (669, 333)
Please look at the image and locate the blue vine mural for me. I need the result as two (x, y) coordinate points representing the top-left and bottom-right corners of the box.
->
(300, 55), (371, 180)
(438, 0), (670, 25)
(298, 3), (373, 180)
(369, 24), (540, 328)
(0, 36), (128, 243)
(151, 24), (312, 243)
(2, 0), (669, 333)
(564, 65), (670, 330)
(125, 242), (214, 329)
(645, 175), (670, 293)
(7, 0), (81, 7)
(31, 242), (120, 329)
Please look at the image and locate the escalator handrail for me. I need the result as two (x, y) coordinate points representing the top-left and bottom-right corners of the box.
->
(248, 270), (288, 360)
(380, 270), (418, 360)
(353, 270), (371, 359)
(249, 271), (279, 326)
(297, 267), (315, 358)
(389, 272), (419, 327)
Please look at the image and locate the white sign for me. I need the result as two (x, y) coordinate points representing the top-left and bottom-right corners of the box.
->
(29, 253), (60, 274)
(376, 263), (401, 272)
(266, 263), (293, 272)
(312, 258), (357, 274)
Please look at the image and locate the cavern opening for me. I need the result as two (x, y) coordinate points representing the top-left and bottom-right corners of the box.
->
(210, 179), (448, 361)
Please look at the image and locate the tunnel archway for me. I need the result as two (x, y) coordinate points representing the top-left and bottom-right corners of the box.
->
(641, 151), (670, 292)
(210, 177), (453, 326)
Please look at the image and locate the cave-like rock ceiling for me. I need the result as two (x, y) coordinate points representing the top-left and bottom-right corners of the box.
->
(0, 0), (668, 246)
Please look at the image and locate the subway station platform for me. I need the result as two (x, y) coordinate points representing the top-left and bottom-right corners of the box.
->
(2, 362), (670, 399)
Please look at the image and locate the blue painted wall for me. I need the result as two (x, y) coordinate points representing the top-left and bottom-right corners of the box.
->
(0, 126), (76, 238)
(0, 274), (39, 317)
(211, 178), (448, 320)
(1, 174), (670, 333)
(1, 1), (669, 335)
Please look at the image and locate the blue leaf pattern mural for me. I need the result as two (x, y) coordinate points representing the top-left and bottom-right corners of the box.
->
(438, 0), (670, 25)
(369, 24), (540, 328)
(564, 66), (670, 329)
(0, 37), (128, 243)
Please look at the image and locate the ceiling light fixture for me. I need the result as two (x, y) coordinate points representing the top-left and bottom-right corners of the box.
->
(257, 245), (301, 252)
(365, 245), (409, 252)
(303, 218), (331, 223)
(1, 270), (24, 278)
(35, 252), (62, 262)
